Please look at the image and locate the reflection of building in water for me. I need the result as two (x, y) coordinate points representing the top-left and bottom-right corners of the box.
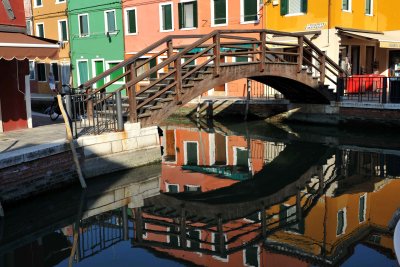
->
(130, 148), (400, 266)
(161, 126), (286, 193)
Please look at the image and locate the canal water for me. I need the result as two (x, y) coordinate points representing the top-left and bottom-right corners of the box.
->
(1, 119), (400, 267)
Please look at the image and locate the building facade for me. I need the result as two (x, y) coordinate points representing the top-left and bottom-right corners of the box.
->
(122, 0), (267, 97)
(264, 0), (400, 77)
(68, 0), (125, 91)
(30, 0), (70, 94)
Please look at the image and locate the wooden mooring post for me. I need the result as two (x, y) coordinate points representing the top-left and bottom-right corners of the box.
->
(244, 79), (251, 120)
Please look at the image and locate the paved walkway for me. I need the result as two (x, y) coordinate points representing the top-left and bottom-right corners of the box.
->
(0, 112), (67, 153)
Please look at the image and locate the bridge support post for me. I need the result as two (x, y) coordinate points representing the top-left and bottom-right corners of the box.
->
(128, 64), (138, 123)
(261, 207), (266, 237)
(116, 90), (124, 131)
(297, 36), (303, 73)
(180, 205), (187, 249)
(134, 208), (143, 243)
(244, 79), (251, 121)
(259, 32), (266, 72)
(122, 205), (129, 241)
(213, 33), (220, 77)
(382, 77), (388, 104)
(0, 201), (4, 217)
(175, 57), (182, 103)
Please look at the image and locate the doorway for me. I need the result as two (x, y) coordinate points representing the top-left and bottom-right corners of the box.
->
(351, 46), (360, 75)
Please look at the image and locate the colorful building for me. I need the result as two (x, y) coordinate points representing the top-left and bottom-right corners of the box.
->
(121, 0), (271, 98)
(68, 0), (125, 91)
(0, 0), (59, 132)
(264, 0), (400, 77)
(30, 0), (70, 95)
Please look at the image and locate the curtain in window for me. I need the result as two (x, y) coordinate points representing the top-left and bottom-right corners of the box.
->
(107, 11), (116, 32)
(78, 61), (88, 85)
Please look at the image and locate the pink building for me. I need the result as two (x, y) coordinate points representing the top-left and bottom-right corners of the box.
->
(122, 0), (264, 97)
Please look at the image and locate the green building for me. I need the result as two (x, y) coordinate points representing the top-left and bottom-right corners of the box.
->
(68, 0), (124, 90)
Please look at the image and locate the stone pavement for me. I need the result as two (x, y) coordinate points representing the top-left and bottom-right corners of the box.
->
(0, 112), (67, 153)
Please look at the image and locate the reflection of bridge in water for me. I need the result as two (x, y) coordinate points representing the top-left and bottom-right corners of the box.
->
(1, 126), (400, 266)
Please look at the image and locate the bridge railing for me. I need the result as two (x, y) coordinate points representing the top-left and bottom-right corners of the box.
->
(71, 30), (346, 137)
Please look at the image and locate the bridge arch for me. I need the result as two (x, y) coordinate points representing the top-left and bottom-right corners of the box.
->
(78, 30), (346, 127)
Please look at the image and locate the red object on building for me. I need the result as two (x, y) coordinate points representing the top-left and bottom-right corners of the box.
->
(0, 0), (59, 132)
(346, 75), (385, 93)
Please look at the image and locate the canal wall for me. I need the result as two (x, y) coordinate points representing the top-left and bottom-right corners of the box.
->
(0, 122), (161, 203)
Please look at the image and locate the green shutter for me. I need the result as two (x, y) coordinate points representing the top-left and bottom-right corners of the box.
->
(280, 0), (288, 15)
(78, 61), (88, 85)
(365, 0), (371, 14)
(128, 10), (136, 33)
(163, 4), (172, 30)
(109, 63), (123, 82)
(150, 58), (157, 79)
(186, 142), (198, 165)
(301, 0), (308, 13)
(94, 61), (104, 88)
(214, 0), (226, 25)
(178, 3), (183, 29)
(193, 1), (198, 28)
(244, 0), (257, 21)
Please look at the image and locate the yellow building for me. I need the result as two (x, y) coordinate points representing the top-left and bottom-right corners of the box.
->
(30, 0), (70, 95)
(265, 0), (400, 77)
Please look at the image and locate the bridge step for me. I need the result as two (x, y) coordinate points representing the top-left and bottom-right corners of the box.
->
(137, 112), (152, 119)
(182, 83), (195, 88)
(143, 105), (163, 110)
(155, 97), (174, 103)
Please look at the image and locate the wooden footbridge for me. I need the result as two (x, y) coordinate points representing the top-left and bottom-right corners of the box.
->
(71, 30), (346, 135)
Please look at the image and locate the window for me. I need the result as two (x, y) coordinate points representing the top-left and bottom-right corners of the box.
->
(184, 185), (201, 192)
(36, 23), (44, 38)
(212, 0), (227, 26)
(178, 1), (198, 29)
(160, 3), (173, 32)
(51, 63), (59, 82)
(29, 61), (35, 80)
(212, 233), (228, 261)
(336, 208), (347, 236)
(167, 183), (179, 193)
(34, 0), (42, 7)
(342, 0), (351, 11)
(26, 20), (33, 35)
(359, 194), (366, 223)
(167, 227), (180, 246)
(234, 147), (248, 167)
(187, 230), (201, 249)
(185, 141), (198, 165)
(235, 55), (249, 63)
(244, 246), (259, 267)
(58, 20), (68, 41)
(56, 0), (66, 3)
(37, 63), (46, 82)
(365, 0), (373, 15)
(61, 63), (71, 89)
(125, 8), (137, 35)
(77, 60), (89, 85)
(280, 0), (307, 16)
(241, 0), (259, 23)
(104, 10), (117, 34)
(279, 204), (304, 234)
(78, 14), (89, 37)
(106, 62), (124, 84)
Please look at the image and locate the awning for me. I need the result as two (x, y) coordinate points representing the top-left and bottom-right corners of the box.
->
(0, 32), (59, 60)
(339, 29), (400, 49)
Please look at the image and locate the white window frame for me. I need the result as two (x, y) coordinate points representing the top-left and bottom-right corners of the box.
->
(184, 141), (199, 165)
(359, 194), (367, 223)
(285, 0), (307, 17)
(56, 0), (66, 4)
(36, 62), (47, 82)
(50, 62), (60, 82)
(105, 60), (124, 85)
(365, 0), (373, 16)
(104, 9), (118, 35)
(211, 0), (228, 27)
(159, 2), (174, 32)
(179, 0), (197, 30)
(91, 58), (105, 89)
(243, 245), (260, 267)
(342, 0), (352, 12)
(34, 0), (43, 8)
(78, 13), (90, 37)
(76, 59), (89, 86)
(336, 207), (347, 236)
(211, 233), (229, 262)
(184, 184), (201, 192)
(166, 227), (181, 245)
(29, 60), (35, 80)
(124, 7), (138, 35)
(58, 19), (69, 42)
(165, 182), (179, 193)
(35, 22), (45, 38)
(240, 0), (260, 24)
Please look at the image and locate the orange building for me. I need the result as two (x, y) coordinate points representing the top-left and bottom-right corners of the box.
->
(122, 0), (273, 98)
(30, 0), (70, 95)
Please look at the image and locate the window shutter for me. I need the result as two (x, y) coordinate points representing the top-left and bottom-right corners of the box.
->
(178, 3), (183, 29)
(164, 4), (172, 30)
(193, 1), (198, 28)
(280, 0), (288, 16)
(244, 0), (258, 21)
(301, 0), (308, 13)
(365, 0), (371, 14)
(214, 0), (226, 24)
(128, 10), (136, 33)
